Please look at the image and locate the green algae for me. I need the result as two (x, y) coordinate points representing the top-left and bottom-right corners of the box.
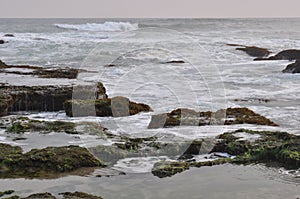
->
(0, 144), (104, 178)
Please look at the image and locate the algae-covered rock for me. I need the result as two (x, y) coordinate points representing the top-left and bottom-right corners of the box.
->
(152, 129), (300, 178)
(11, 191), (103, 199)
(152, 158), (231, 178)
(59, 191), (103, 199)
(64, 96), (152, 117)
(0, 145), (104, 177)
(22, 192), (56, 199)
(148, 107), (278, 129)
(212, 129), (300, 169)
(5, 117), (76, 134)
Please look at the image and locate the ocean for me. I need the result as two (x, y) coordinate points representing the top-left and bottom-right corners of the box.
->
(0, 18), (300, 198)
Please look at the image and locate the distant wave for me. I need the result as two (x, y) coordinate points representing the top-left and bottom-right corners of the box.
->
(54, 22), (139, 32)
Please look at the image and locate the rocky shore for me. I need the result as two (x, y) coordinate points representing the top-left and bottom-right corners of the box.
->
(0, 43), (299, 198)
(227, 44), (300, 74)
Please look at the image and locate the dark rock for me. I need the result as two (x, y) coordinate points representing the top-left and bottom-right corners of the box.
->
(236, 46), (271, 58)
(23, 192), (56, 199)
(0, 60), (82, 79)
(255, 49), (300, 61)
(104, 64), (116, 67)
(148, 107), (278, 129)
(1, 85), (73, 113)
(282, 60), (300, 73)
(64, 96), (152, 117)
(0, 40), (5, 44)
(234, 98), (270, 103)
(4, 34), (14, 37)
(165, 60), (185, 64)
(21, 191), (103, 199)
(0, 94), (14, 116)
(0, 190), (15, 198)
(181, 140), (203, 156)
(59, 191), (103, 199)
(0, 83), (107, 116)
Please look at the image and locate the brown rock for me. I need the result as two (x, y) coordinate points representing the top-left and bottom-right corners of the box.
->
(148, 107), (278, 128)
(255, 49), (300, 61)
(236, 46), (271, 58)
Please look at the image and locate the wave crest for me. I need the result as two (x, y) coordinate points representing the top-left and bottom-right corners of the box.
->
(54, 22), (139, 32)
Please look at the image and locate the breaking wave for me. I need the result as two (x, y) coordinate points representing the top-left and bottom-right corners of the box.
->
(54, 22), (139, 32)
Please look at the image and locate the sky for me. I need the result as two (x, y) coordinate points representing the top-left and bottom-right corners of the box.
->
(1, 0), (300, 18)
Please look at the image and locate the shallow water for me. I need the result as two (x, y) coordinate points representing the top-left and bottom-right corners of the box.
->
(0, 164), (299, 199)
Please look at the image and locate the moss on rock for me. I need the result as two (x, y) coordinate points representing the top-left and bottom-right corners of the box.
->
(212, 129), (300, 169)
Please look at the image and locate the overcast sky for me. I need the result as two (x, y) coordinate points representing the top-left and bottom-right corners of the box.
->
(1, 0), (300, 18)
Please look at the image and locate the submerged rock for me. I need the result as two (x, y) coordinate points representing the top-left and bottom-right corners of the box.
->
(0, 59), (82, 79)
(0, 190), (15, 197)
(64, 96), (152, 117)
(236, 46), (271, 58)
(152, 158), (230, 178)
(59, 191), (103, 199)
(254, 49), (300, 61)
(212, 129), (300, 170)
(227, 44), (271, 58)
(282, 60), (300, 73)
(23, 192), (56, 199)
(148, 107), (278, 129)
(5, 117), (77, 134)
(165, 60), (185, 64)
(0, 144), (104, 177)
(5, 191), (103, 199)
(4, 34), (14, 37)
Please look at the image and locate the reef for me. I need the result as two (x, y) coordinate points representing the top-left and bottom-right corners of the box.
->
(148, 107), (278, 129)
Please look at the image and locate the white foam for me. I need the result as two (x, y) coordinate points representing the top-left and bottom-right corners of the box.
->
(54, 22), (139, 32)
